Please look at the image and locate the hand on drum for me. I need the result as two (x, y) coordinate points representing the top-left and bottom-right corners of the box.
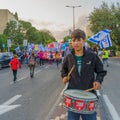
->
(93, 81), (101, 90)
(62, 76), (70, 84)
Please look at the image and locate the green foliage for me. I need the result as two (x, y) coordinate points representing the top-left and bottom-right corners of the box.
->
(87, 41), (95, 47)
(40, 30), (56, 45)
(108, 45), (117, 50)
(3, 16), (57, 48)
(19, 20), (32, 32)
(10, 44), (24, 52)
(0, 34), (7, 52)
(89, 2), (120, 48)
(117, 48), (120, 51)
(63, 36), (71, 42)
(4, 20), (18, 40)
(14, 12), (19, 20)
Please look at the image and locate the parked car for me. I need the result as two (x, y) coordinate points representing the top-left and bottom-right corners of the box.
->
(0, 52), (12, 70)
(109, 50), (116, 57)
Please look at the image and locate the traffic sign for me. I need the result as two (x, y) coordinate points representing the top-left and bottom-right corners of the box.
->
(7, 39), (11, 47)
(23, 39), (27, 46)
(2, 44), (5, 48)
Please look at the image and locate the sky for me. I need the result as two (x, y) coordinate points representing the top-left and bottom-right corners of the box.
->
(0, 0), (120, 40)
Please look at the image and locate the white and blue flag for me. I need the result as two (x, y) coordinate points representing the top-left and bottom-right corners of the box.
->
(99, 33), (112, 49)
(15, 46), (20, 51)
(88, 29), (112, 49)
(39, 44), (45, 51)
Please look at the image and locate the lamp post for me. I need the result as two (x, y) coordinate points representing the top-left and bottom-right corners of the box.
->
(66, 5), (81, 31)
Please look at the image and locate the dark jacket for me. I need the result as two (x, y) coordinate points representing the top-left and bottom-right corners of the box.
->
(61, 49), (107, 91)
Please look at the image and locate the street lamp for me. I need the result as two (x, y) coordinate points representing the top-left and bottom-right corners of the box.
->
(66, 5), (81, 31)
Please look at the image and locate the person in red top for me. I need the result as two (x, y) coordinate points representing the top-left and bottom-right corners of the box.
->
(9, 54), (21, 83)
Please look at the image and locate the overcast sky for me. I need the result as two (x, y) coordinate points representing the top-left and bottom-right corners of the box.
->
(0, 0), (120, 40)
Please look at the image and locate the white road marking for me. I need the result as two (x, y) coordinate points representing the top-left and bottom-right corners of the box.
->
(58, 102), (62, 106)
(0, 105), (21, 115)
(2, 95), (22, 105)
(35, 70), (42, 74)
(0, 95), (22, 115)
(103, 94), (120, 120)
(45, 65), (49, 69)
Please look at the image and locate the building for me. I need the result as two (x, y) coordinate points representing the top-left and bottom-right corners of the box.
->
(0, 9), (17, 34)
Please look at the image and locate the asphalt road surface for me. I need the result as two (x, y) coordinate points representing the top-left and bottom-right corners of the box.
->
(99, 58), (120, 120)
(0, 63), (64, 120)
(0, 58), (120, 120)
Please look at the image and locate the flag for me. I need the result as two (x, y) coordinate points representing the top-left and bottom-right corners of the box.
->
(15, 46), (20, 51)
(57, 42), (62, 51)
(88, 29), (112, 48)
(99, 34), (112, 49)
(31, 43), (35, 49)
(47, 42), (55, 49)
(65, 42), (69, 47)
(28, 44), (32, 53)
(44, 46), (49, 51)
(61, 43), (66, 51)
(39, 44), (45, 51)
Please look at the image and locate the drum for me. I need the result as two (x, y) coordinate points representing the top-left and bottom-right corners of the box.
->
(63, 89), (98, 114)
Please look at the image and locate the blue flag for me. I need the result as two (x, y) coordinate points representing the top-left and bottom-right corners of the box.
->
(39, 44), (45, 51)
(88, 29), (112, 48)
(99, 34), (112, 49)
(61, 43), (66, 51)
(15, 46), (20, 52)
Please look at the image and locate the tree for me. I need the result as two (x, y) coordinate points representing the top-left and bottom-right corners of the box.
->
(89, 2), (120, 47)
(63, 36), (71, 42)
(4, 20), (18, 43)
(40, 30), (56, 45)
(14, 12), (19, 20)
(19, 20), (32, 33)
(0, 34), (7, 51)
(3, 17), (57, 47)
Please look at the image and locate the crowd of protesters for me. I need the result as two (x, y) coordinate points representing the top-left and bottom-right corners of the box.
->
(13, 49), (63, 66)
(3, 40), (110, 83)
(9, 48), (64, 82)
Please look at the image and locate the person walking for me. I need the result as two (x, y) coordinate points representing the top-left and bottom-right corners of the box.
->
(61, 51), (65, 64)
(61, 29), (107, 120)
(92, 44), (98, 55)
(9, 54), (21, 83)
(102, 49), (109, 67)
(28, 52), (36, 78)
(39, 51), (44, 66)
(55, 51), (60, 68)
(49, 51), (53, 64)
(25, 51), (29, 64)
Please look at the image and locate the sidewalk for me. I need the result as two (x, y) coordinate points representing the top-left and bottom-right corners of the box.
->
(48, 95), (101, 120)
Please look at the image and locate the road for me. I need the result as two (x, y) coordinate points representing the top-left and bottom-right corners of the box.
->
(99, 58), (120, 120)
(0, 63), (64, 120)
(0, 58), (120, 120)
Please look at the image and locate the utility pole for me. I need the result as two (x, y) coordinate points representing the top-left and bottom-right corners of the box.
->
(66, 5), (81, 31)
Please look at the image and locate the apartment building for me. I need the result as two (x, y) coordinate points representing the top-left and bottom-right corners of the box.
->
(0, 9), (16, 34)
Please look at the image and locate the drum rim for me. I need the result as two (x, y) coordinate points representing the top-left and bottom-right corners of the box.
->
(64, 89), (97, 100)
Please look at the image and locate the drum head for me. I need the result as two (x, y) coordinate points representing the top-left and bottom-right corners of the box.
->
(64, 89), (97, 100)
